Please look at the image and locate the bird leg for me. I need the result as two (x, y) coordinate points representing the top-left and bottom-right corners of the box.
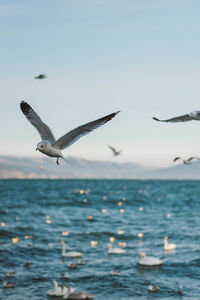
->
(56, 158), (59, 165)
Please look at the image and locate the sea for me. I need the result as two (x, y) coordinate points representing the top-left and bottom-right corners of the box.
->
(0, 179), (200, 300)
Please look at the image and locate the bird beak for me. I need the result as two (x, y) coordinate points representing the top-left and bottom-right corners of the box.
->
(36, 148), (38, 151)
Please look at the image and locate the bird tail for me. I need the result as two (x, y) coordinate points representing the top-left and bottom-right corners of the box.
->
(62, 157), (73, 165)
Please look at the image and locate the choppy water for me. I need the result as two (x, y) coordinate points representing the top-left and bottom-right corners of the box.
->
(0, 179), (200, 299)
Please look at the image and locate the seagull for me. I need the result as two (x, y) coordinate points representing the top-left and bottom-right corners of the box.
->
(20, 101), (120, 165)
(2, 281), (15, 288)
(153, 111), (200, 123)
(148, 285), (160, 292)
(178, 285), (183, 295)
(173, 157), (200, 164)
(108, 145), (122, 156)
(34, 74), (46, 79)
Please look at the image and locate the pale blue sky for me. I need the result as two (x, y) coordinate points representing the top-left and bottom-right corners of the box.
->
(1, 0), (200, 167)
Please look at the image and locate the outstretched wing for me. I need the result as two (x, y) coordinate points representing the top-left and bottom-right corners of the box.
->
(173, 157), (181, 162)
(108, 145), (117, 155)
(153, 114), (193, 123)
(20, 101), (56, 143)
(188, 157), (200, 161)
(52, 111), (120, 150)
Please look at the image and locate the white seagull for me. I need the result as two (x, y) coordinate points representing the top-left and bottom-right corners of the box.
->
(153, 111), (200, 123)
(20, 101), (120, 165)
(108, 145), (122, 156)
(173, 157), (200, 164)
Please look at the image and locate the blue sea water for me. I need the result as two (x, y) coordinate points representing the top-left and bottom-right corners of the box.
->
(0, 179), (200, 300)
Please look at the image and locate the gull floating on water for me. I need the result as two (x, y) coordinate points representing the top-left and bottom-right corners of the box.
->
(20, 101), (119, 164)
(34, 74), (46, 79)
(108, 145), (122, 156)
(6, 271), (15, 277)
(153, 111), (200, 123)
(173, 157), (200, 165)
(164, 236), (176, 251)
(178, 285), (183, 295)
(60, 240), (82, 258)
(148, 285), (160, 292)
(110, 270), (119, 275)
(3, 281), (15, 288)
(138, 253), (163, 266)
(68, 263), (77, 270)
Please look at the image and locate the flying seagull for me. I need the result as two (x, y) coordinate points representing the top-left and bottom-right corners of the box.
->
(108, 145), (122, 156)
(173, 157), (200, 165)
(35, 74), (46, 80)
(20, 101), (120, 165)
(153, 111), (200, 123)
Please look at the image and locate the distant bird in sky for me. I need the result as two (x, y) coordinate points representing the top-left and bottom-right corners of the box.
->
(153, 111), (200, 123)
(34, 74), (46, 79)
(173, 157), (200, 164)
(20, 101), (119, 165)
(108, 145), (122, 156)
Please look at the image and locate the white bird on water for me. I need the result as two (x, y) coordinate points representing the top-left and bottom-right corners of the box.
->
(62, 284), (93, 299)
(60, 240), (82, 258)
(47, 281), (76, 297)
(138, 253), (163, 266)
(20, 101), (120, 165)
(153, 111), (200, 123)
(108, 145), (122, 156)
(148, 285), (160, 292)
(173, 157), (200, 165)
(164, 236), (176, 251)
(107, 243), (126, 254)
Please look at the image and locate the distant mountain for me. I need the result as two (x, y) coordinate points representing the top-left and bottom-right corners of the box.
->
(0, 155), (200, 179)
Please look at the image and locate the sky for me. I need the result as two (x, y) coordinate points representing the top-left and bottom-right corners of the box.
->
(1, 0), (200, 167)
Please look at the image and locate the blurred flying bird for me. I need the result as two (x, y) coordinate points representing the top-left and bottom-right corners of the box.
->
(173, 157), (200, 164)
(153, 111), (200, 123)
(34, 74), (46, 79)
(153, 110), (200, 123)
(20, 101), (120, 165)
(108, 145), (122, 156)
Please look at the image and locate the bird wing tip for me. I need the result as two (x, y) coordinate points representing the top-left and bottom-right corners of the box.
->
(152, 117), (160, 121)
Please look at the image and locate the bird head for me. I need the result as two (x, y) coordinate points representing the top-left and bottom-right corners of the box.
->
(36, 141), (47, 152)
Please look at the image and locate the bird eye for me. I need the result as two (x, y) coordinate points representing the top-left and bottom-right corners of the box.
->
(40, 145), (43, 148)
